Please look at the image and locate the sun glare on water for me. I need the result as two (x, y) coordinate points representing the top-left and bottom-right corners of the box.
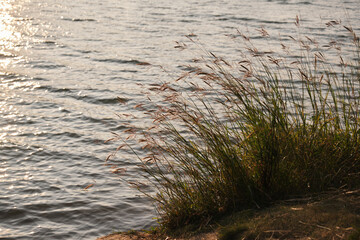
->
(0, 0), (30, 145)
(0, 1), (23, 70)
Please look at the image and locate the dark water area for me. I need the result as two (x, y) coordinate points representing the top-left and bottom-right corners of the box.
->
(0, 0), (359, 239)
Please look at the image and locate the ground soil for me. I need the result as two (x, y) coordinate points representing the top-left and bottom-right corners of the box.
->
(97, 232), (217, 240)
(97, 189), (360, 240)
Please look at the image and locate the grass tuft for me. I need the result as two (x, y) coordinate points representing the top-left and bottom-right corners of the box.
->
(110, 17), (360, 233)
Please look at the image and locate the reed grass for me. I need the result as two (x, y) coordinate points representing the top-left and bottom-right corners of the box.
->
(111, 17), (360, 232)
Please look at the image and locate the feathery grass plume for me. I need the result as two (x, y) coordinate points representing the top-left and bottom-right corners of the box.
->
(110, 17), (360, 232)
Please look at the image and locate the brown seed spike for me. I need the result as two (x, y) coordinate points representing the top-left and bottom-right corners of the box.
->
(325, 20), (340, 27)
(104, 137), (115, 143)
(125, 134), (136, 140)
(288, 35), (296, 41)
(175, 73), (189, 81)
(83, 184), (94, 190)
(136, 61), (151, 66)
(256, 27), (270, 37)
(116, 144), (126, 151)
(305, 36), (318, 45)
(124, 128), (136, 133)
(237, 30), (250, 41)
(112, 168), (126, 174)
(295, 15), (300, 26)
(117, 96), (128, 104)
(134, 103), (144, 109)
(340, 56), (345, 66)
(105, 154), (113, 161)
(344, 26), (353, 33)
(209, 52), (217, 58)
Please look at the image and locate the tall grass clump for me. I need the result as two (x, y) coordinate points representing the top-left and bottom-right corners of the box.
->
(111, 18), (360, 231)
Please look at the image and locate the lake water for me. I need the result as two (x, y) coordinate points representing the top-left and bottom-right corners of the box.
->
(0, 0), (359, 239)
